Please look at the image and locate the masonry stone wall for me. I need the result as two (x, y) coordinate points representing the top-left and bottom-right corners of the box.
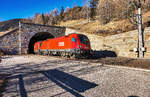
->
(20, 23), (65, 54)
(103, 27), (150, 58)
(0, 29), (20, 54)
(104, 30), (138, 58)
(0, 23), (66, 54)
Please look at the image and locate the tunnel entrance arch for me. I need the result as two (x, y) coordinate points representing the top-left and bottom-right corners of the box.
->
(28, 32), (54, 54)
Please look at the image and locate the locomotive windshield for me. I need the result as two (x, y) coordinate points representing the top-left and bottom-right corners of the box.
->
(78, 35), (89, 45)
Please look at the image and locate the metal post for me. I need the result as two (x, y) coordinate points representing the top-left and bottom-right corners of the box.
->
(137, 7), (144, 58)
(19, 21), (22, 55)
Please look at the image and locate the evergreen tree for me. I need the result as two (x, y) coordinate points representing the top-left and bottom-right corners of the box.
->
(89, 0), (98, 20)
(60, 6), (64, 20)
(41, 14), (46, 25)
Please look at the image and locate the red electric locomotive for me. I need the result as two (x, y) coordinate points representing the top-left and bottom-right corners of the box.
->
(34, 33), (92, 58)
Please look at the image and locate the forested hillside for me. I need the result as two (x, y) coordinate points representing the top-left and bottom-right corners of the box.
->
(30, 0), (150, 35)
(1, 0), (150, 36)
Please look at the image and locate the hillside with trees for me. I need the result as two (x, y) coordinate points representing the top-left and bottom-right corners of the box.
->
(1, 0), (150, 36)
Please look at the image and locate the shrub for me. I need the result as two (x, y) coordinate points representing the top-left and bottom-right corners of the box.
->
(97, 0), (115, 24)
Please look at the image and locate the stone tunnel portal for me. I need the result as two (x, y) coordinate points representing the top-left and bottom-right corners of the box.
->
(28, 32), (54, 54)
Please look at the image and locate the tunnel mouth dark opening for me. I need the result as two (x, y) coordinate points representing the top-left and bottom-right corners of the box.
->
(28, 32), (54, 54)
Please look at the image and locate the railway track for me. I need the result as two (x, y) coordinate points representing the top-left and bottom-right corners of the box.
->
(30, 54), (150, 70)
(31, 53), (101, 64)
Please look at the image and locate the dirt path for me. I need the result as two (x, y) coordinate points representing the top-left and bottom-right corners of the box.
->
(0, 55), (150, 97)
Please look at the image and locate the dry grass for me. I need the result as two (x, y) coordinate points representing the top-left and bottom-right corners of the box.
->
(59, 19), (134, 36)
(143, 11), (150, 23)
(58, 19), (87, 27)
(59, 11), (150, 36)
(99, 57), (150, 70)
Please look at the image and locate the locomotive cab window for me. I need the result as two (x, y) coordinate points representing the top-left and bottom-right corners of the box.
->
(72, 37), (76, 42)
(78, 35), (89, 45)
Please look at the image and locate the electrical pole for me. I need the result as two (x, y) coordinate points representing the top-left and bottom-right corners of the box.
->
(130, 0), (145, 58)
(19, 21), (22, 55)
(137, 1), (145, 58)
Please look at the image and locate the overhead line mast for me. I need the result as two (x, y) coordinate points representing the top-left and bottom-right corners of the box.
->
(137, 0), (145, 58)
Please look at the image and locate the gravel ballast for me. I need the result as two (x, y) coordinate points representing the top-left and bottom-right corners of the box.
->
(0, 55), (149, 97)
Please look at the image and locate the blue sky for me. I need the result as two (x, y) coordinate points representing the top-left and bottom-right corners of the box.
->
(0, 0), (85, 21)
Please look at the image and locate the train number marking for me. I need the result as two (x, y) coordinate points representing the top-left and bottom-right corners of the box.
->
(58, 42), (64, 46)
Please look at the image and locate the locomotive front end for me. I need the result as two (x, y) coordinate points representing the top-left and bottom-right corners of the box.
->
(75, 34), (92, 57)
